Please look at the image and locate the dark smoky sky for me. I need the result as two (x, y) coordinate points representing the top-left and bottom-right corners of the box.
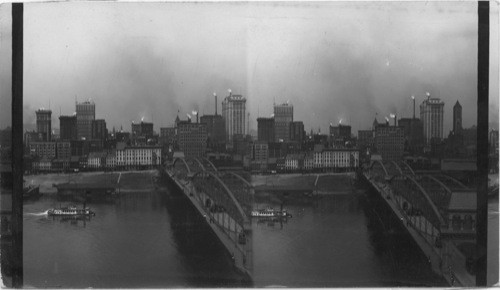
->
(0, 2), (499, 134)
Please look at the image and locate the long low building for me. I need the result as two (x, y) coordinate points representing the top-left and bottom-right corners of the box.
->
(26, 143), (161, 172)
(115, 142), (162, 169)
(313, 148), (359, 170)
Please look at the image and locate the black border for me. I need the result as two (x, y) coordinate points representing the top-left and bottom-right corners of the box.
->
(11, 3), (23, 288)
(477, 1), (490, 286)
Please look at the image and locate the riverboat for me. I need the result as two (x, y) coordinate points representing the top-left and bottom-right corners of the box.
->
(47, 205), (95, 216)
(251, 207), (291, 218)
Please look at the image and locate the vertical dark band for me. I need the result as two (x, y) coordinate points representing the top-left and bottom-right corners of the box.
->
(11, 3), (24, 288)
(476, 0), (489, 286)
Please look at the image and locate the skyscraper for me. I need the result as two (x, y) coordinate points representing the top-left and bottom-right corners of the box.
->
(453, 100), (462, 134)
(375, 126), (405, 161)
(329, 124), (351, 140)
(222, 91), (246, 143)
(274, 102), (293, 142)
(36, 109), (52, 141)
(92, 119), (107, 141)
(59, 115), (77, 141)
(131, 121), (153, 139)
(76, 100), (95, 140)
(289, 121), (305, 143)
(420, 94), (444, 145)
(398, 117), (424, 154)
(257, 117), (275, 142)
(177, 120), (207, 157)
(200, 115), (225, 150)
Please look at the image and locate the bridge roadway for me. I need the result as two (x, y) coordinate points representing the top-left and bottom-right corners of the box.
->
(164, 157), (254, 278)
(363, 160), (477, 287)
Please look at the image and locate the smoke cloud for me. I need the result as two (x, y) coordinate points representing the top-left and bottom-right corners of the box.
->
(0, 2), (497, 135)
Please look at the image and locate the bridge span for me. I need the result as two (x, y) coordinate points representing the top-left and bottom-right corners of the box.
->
(164, 157), (254, 278)
(364, 160), (477, 287)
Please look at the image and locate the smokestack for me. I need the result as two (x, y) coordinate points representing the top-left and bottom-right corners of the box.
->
(411, 95), (415, 119)
(394, 114), (397, 126)
(197, 114), (199, 123)
(214, 93), (217, 115)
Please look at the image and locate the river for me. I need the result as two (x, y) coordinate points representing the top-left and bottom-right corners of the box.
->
(22, 176), (497, 287)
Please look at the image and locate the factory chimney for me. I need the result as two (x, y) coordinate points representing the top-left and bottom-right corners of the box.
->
(214, 93), (217, 115)
(411, 95), (415, 119)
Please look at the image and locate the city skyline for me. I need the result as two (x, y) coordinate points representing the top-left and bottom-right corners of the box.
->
(0, 3), (498, 288)
(0, 2), (499, 134)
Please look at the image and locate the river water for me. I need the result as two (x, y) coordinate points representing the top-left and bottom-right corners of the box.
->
(22, 177), (497, 287)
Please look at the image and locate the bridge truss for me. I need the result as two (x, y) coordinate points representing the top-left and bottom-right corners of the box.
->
(367, 160), (473, 247)
(169, 157), (254, 274)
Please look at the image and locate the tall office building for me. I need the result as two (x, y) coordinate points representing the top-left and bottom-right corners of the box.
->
(160, 127), (177, 146)
(375, 126), (405, 161)
(274, 102), (293, 142)
(92, 119), (107, 141)
(76, 100), (95, 140)
(131, 121), (154, 138)
(420, 94), (444, 145)
(358, 130), (374, 148)
(36, 109), (52, 141)
(222, 91), (246, 143)
(453, 100), (462, 134)
(398, 117), (424, 154)
(200, 115), (225, 150)
(329, 124), (351, 148)
(177, 120), (207, 157)
(329, 124), (351, 140)
(59, 115), (77, 141)
(289, 121), (305, 143)
(257, 117), (275, 142)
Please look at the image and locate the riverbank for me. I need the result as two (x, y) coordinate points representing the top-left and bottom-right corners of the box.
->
(251, 172), (355, 194)
(25, 170), (159, 194)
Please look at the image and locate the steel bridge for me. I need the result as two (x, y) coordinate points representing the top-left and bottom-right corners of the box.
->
(167, 157), (254, 276)
(365, 160), (477, 286)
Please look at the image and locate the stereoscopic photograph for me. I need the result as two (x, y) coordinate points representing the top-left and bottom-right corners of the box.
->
(0, 1), (498, 288)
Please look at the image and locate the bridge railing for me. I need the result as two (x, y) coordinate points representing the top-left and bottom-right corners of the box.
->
(390, 176), (442, 246)
(219, 172), (254, 217)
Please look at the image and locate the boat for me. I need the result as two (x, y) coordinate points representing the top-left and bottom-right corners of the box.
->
(47, 204), (95, 216)
(250, 207), (291, 218)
